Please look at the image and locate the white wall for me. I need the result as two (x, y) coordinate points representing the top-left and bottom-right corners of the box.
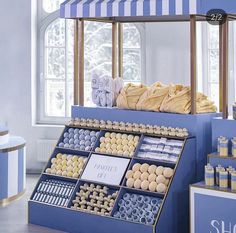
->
(0, 1), (63, 171)
(145, 22), (190, 86)
(0, 2), (190, 171)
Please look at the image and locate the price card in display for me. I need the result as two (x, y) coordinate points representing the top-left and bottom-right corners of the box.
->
(81, 154), (130, 186)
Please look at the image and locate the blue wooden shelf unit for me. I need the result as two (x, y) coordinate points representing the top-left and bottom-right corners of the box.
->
(28, 106), (219, 233)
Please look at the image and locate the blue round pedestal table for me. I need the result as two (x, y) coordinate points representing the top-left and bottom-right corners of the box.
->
(0, 130), (26, 206)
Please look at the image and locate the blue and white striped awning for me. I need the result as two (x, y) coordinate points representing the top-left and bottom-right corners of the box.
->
(60, 0), (236, 19)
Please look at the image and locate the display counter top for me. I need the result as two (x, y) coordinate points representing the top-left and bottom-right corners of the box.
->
(0, 136), (26, 153)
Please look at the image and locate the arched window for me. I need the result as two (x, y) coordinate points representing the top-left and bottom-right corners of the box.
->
(38, 1), (144, 123)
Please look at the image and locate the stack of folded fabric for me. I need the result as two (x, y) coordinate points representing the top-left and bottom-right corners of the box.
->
(91, 74), (123, 107)
(136, 82), (169, 112)
(117, 82), (217, 114)
(116, 83), (148, 109)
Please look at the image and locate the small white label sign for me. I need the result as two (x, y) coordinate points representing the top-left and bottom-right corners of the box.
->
(81, 154), (130, 186)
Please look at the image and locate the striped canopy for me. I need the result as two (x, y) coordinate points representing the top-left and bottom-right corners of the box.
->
(60, 0), (236, 19)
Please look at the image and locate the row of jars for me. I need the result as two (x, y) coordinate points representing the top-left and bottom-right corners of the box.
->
(217, 136), (236, 157)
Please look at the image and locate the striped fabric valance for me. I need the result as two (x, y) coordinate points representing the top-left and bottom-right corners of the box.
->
(60, 0), (236, 19)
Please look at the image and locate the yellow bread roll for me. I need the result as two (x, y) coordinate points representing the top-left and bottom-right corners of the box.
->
(111, 132), (117, 138)
(122, 140), (128, 146)
(148, 165), (157, 174)
(106, 143), (111, 149)
(123, 151), (129, 156)
(141, 180), (149, 190)
(116, 133), (122, 139)
(62, 160), (67, 166)
(56, 170), (62, 176)
(112, 149), (118, 155)
(134, 136), (140, 142)
(62, 171), (67, 176)
(62, 154), (68, 160)
(111, 144), (117, 150)
(116, 145), (123, 151)
(163, 168), (174, 178)
(100, 142), (106, 148)
(56, 153), (63, 159)
(156, 166), (164, 175)
(156, 183), (167, 193)
(132, 163), (141, 172)
(117, 150), (123, 156)
(141, 172), (149, 181)
(140, 163), (149, 173)
(128, 135), (134, 140)
(128, 140), (134, 146)
(105, 132), (111, 138)
(100, 148), (106, 153)
(126, 178), (135, 188)
(107, 149), (112, 154)
(149, 181), (157, 192)
(156, 175), (166, 184)
(67, 160), (73, 166)
(128, 146), (135, 152)
(73, 173), (79, 178)
(126, 170), (134, 179)
(148, 173), (157, 182)
(122, 134), (128, 140)
(134, 179), (142, 189)
(67, 171), (73, 177)
(133, 170), (142, 179)
(45, 168), (51, 174)
(111, 138), (117, 144)
(117, 139), (122, 145)
(95, 148), (100, 153)
(105, 138), (111, 143)
(51, 158), (57, 164)
(164, 179), (170, 186)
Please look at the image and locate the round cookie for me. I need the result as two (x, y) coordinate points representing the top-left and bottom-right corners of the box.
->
(148, 165), (157, 174)
(140, 172), (149, 181)
(156, 166), (164, 175)
(140, 163), (149, 173)
(163, 168), (174, 179)
(132, 163), (141, 172)
(134, 179), (142, 189)
(156, 175), (166, 184)
(156, 183), (167, 193)
(141, 180), (149, 190)
(148, 173), (157, 182)
(125, 170), (134, 179)
(126, 178), (135, 188)
(149, 181), (157, 192)
(133, 170), (141, 179)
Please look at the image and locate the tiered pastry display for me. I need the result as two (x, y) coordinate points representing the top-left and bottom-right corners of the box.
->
(71, 183), (118, 215)
(67, 118), (189, 137)
(95, 132), (140, 157)
(30, 121), (189, 229)
(116, 82), (217, 114)
(125, 163), (174, 193)
(113, 193), (163, 225)
(58, 128), (99, 151)
(137, 136), (184, 163)
(45, 153), (87, 178)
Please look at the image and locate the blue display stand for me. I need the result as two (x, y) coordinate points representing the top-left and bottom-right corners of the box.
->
(28, 106), (220, 233)
(190, 182), (236, 233)
(0, 128), (26, 205)
(72, 106), (220, 180)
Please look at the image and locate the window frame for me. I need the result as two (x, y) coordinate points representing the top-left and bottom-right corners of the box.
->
(37, 2), (145, 124)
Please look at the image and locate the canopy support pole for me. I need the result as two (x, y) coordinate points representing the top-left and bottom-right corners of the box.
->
(190, 15), (197, 114)
(78, 19), (85, 106)
(118, 23), (123, 78)
(112, 22), (118, 79)
(74, 20), (79, 105)
(219, 17), (229, 119)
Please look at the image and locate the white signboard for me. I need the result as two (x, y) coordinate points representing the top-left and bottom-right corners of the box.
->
(81, 154), (130, 186)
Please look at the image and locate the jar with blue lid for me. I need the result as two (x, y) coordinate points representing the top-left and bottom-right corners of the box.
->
(219, 139), (228, 157)
(219, 171), (228, 188)
(205, 164), (214, 186)
(231, 138), (236, 157)
(231, 172), (236, 191)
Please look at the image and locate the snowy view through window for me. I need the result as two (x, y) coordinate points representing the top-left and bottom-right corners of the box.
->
(43, 17), (141, 118)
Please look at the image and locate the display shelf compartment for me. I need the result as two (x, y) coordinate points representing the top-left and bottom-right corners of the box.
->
(135, 135), (184, 164)
(122, 158), (176, 195)
(68, 179), (120, 216)
(30, 174), (78, 207)
(111, 187), (164, 226)
(93, 130), (142, 159)
(57, 126), (101, 152)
